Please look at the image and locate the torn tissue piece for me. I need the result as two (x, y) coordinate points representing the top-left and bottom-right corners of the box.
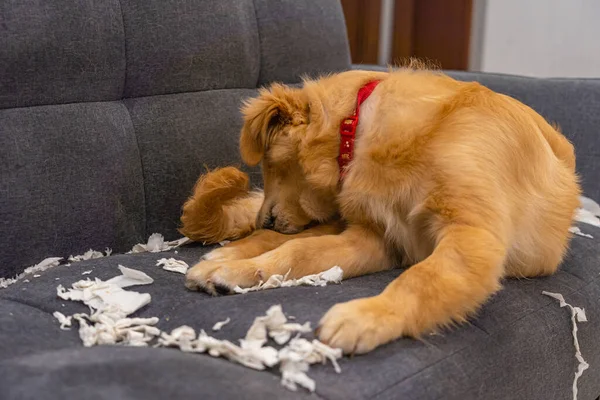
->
(74, 311), (160, 347)
(574, 196), (600, 228)
(33, 275), (40, 278)
(279, 353), (315, 392)
(158, 326), (279, 370)
(54, 296), (341, 393)
(158, 325), (197, 351)
(212, 317), (231, 331)
(105, 265), (154, 288)
(279, 338), (343, 392)
(82, 270), (93, 275)
(542, 291), (589, 400)
(158, 305), (342, 392)
(1, 256), (63, 289)
(53, 311), (72, 330)
(57, 278), (151, 316)
(25, 257), (63, 276)
(234, 266), (343, 294)
(0, 278), (17, 288)
(219, 240), (231, 247)
(68, 248), (112, 262)
(130, 233), (192, 253)
(243, 305), (311, 346)
(580, 196), (600, 217)
(569, 226), (594, 239)
(156, 304), (341, 392)
(156, 258), (190, 274)
(55, 267), (157, 347)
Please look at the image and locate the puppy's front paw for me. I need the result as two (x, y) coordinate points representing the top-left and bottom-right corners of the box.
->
(201, 246), (241, 262)
(185, 259), (264, 295)
(317, 296), (402, 355)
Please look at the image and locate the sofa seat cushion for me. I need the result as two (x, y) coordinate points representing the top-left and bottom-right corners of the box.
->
(1, 223), (599, 400)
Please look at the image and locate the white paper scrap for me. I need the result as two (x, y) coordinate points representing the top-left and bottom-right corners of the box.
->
(1, 256), (63, 289)
(154, 304), (341, 392)
(105, 265), (154, 288)
(0, 278), (17, 288)
(68, 248), (111, 262)
(212, 317), (231, 331)
(156, 258), (190, 274)
(234, 266), (343, 294)
(542, 291), (589, 400)
(158, 326), (279, 370)
(26, 257), (63, 275)
(573, 196), (600, 227)
(278, 337), (342, 392)
(130, 233), (192, 253)
(53, 311), (72, 330)
(55, 267), (157, 347)
(569, 226), (594, 239)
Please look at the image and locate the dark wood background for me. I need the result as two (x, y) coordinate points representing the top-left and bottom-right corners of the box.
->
(341, 0), (473, 70)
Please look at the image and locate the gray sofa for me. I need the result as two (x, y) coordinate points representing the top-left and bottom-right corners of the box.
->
(1, 1), (599, 399)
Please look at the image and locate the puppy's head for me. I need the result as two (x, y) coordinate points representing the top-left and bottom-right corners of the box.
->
(240, 83), (340, 233)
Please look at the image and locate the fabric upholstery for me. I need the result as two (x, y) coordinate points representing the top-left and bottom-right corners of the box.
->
(0, 102), (145, 278)
(119, 0), (260, 97)
(255, 0), (351, 85)
(0, 346), (310, 400)
(0, 0), (349, 278)
(1, 223), (598, 399)
(125, 89), (262, 238)
(0, 0), (125, 109)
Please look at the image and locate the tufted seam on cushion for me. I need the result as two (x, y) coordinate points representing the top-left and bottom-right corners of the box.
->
(250, 0), (261, 88)
(113, 1), (148, 241)
(0, 79), (309, 112)
(113, 0), (148, 240)
(119, 99), (149, 240)
(115, 0), (128, 99)
(0, 296), (56, 319)
(368, 273), (600, 399)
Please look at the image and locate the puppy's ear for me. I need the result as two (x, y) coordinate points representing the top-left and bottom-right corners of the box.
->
(240, 83), (307, 166)
(239, 90), (282, 166)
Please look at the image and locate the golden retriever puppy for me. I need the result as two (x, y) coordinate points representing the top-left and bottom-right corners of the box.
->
(185, 64), (581, 354)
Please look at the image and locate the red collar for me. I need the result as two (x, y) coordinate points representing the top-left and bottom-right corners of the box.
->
(338, 80), (381, 180)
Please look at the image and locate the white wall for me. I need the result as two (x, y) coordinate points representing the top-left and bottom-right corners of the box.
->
(472, 0), (600, 78)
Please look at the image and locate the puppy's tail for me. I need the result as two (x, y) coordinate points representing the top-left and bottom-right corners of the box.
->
(179, 167), (263, 244)
(547, 122), (577, 172)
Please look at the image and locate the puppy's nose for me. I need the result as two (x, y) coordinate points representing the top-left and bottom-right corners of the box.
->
(262, 214), (276, 229)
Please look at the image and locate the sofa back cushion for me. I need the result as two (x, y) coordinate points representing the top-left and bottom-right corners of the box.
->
(0, 0), (351, 277)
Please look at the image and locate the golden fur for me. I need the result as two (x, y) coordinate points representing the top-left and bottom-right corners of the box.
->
(184, 65), (581, 354)
(179, 167), (263, 243)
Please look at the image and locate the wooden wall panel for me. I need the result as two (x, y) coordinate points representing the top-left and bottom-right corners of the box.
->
(341, 0), (381, 64)
(412, 0), (473, 70)
(342, 0), (473, 70)
(391, 0), (415, 60)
